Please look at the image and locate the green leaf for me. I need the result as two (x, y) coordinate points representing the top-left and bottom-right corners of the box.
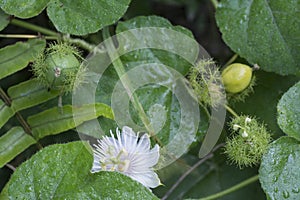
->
(0, 39), (46, 80)
(116, 15), (198, 75)
(259, 137), (300, 200)
(0, 99), (14, 129)
(8, 78), (60, 112)
(216, 0), (300, 76)
(0, 184), (8, 200)
(277, 81), (300, 140)
(232, 71), (299, 137)
(46, 0), (131, 35)
(27, 103), (113, 139)
(5, 141), (158, 199)
(95, 16), (202, 146)
(0, 127), (36, 168)
(0, 0), (48, 18)
(0, 9), (9, 31)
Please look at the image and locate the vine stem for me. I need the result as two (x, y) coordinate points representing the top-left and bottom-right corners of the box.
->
(223, 53), (238, 68)
(10, 18), (59, 36)
(162, 143), (225, 200)
(8, 19), (103, 52)
(5, 164), (16, 171)
(197, 175), (259, 200)
(0, 34), (57, 40)
(224, 104), (239, 118)
(102, 27), (162, 145)
(210, 0), (218, 9)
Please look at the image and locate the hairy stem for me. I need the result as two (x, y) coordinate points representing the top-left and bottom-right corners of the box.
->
(197, 175), (259, 200)
(102, 27), (162, 145)
(5, 164), (16, 171)
(224, 104), (239, 118)
(8, 19), (103, 52)
(0, 34), (58, 40)
(210, 0), (219, 9)
(223, 54), (238, 68)
(10, 18), (59, 36)
(63, 37), (106, 53)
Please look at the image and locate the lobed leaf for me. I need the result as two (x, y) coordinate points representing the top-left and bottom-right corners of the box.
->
(0, 127), (36, 168)
(0, 39), (46, 80)
(46, 0), (131, 35)
(277, 81), (300, 140)
(0, 99), (14, 129)
(27, 103), (113, 139)
(259, 137), (300, 200)
(0, 0), (48, 18)
(8, 78), (60, 112)
(4, 141), (158, 199)
(216, 0), (300, 75)
(0, 9), (9, 31)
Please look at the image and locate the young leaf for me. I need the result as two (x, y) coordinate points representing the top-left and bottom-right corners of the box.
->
(0, 127), (36, 168)
(0, 99), (14, 129)
(27, 103), (113, 139)
(0, 39), (46, 80)
(277, 81), (300, 140)
(0, 0), (48, 18)
(46, 0), (131, 35)
(5, 141), (159, 199)
(216, 0), (300, 76)
(259, 137), (300, 200)
(0, 9), (9, 31)
(8, 78), (60, 112)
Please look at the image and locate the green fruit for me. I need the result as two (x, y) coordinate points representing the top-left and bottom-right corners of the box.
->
(33, 43), (82, 92)
(222, 63), (252, 93)
(44, 52), (80, 90)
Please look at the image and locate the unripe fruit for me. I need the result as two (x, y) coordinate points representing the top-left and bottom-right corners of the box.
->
(32, 43), (83, 93)
(44, 52), (80, 90)
(221, 63), (252, 93)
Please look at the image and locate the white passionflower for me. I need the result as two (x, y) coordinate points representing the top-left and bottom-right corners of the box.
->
(91, 126), (161, 188)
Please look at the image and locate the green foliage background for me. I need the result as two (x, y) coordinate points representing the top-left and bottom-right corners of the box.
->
(0, 0), (299, 199)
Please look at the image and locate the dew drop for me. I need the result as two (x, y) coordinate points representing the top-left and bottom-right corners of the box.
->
(282, 190), (290, 199)
(273, 176), (278, 182)
(271, 159), (276, 165)
(274, 187), (278, 193)
(292, 188), (300, 193)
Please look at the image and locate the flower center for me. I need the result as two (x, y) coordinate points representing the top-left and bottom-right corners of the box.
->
(100, 147), (130, 172)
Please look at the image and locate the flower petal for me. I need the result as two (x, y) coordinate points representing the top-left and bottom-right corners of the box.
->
(129, 170), (161, 188)
(129, 144), (160, 170)
(135, 133), (151, 152)
(91, 157), (101, 173)
(122, 126), (139, 152)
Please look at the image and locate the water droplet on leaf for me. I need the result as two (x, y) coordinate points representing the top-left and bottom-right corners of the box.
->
(292, 188), (300, 193)
(282, 190), (290, 199)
